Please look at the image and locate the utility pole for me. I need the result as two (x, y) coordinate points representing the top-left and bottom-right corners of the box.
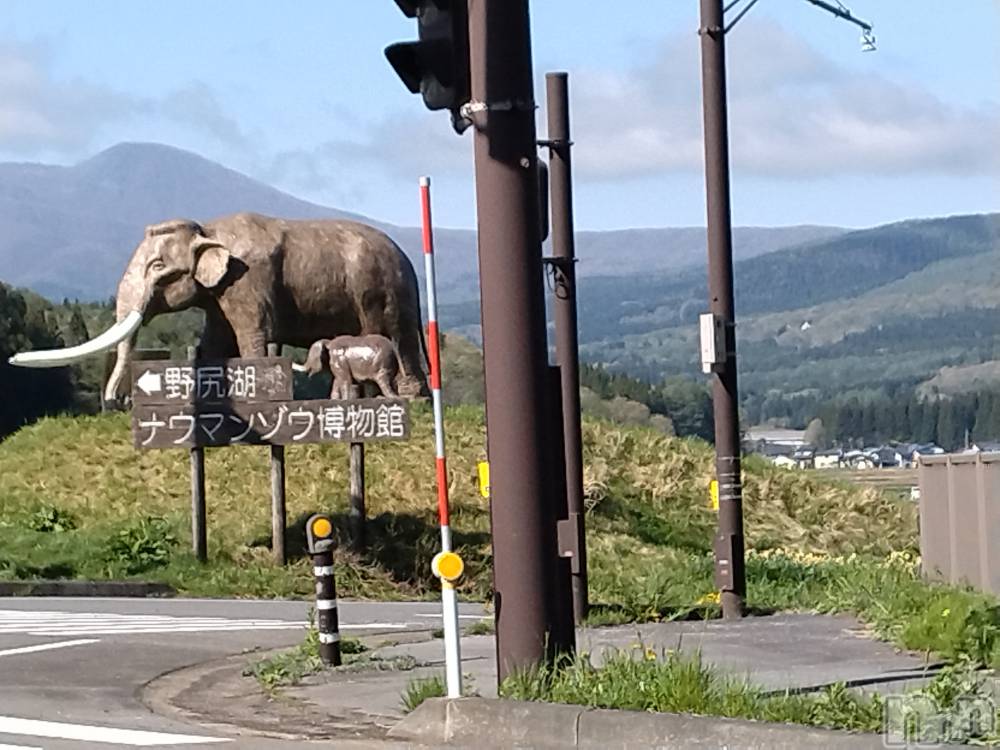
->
(543, 71), (588, 623)
(696, 0), (874, 620)
(698, 0), (746, 619)
(467, 0), (566, 681)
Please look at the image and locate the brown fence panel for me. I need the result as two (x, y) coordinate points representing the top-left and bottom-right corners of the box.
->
(918, 454), (1000, 596)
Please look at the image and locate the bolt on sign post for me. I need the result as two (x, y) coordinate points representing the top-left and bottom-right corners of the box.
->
(306, 514), (341, 666)
(420, 175), (463, 698)
(698, 0), (747, 619)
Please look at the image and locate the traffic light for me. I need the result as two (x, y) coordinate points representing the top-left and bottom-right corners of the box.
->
(385, 0), (470, 133)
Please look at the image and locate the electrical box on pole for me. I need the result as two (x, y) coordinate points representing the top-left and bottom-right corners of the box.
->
(385, 0), (471, 133)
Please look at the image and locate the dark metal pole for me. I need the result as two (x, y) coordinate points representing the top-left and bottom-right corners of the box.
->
(545, 71), (588, 624)
(468, 0), (559, 683)
(698, 0), (746, 619)
(187, 345), (207, 563)
(267, 343), (287, 566)
(348, 384), (366, 552)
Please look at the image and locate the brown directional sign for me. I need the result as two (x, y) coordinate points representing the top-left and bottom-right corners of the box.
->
(131, 398), (411, 449)
(130, 358), (293, 405)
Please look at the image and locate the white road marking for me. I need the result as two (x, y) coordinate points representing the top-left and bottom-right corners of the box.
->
(0, 743), (42, 750)
(0, 716), (229, 746)
(0, 610), (425, 637)
(0, 610), (304, 636)
(0, 638), (99, 658)
(414, 613), (485, 620)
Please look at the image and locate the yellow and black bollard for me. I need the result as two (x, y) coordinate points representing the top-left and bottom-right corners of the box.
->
(306, 514), (341, 666)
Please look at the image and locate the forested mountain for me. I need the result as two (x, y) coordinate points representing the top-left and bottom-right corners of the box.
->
(2, 142), (998, 446)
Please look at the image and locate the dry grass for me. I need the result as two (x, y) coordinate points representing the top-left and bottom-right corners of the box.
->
(0, 407), (915, 600)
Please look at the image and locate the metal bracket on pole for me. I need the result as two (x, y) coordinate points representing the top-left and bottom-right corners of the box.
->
(699, 312), (728, 374)
(557, 513), (583, 575)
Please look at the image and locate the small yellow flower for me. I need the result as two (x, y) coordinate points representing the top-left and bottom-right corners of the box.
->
(942, 608), (951, 618)
(697, 591), (722, 605)
(644, 647), (657, 661)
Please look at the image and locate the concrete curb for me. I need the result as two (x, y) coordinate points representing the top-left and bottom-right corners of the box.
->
(389, 697), (963, 749)
(0, 580), (176, 597)
(142, 646), (408, 744)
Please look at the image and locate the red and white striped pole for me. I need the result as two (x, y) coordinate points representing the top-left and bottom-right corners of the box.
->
(420, 175), (462, 698)
(421, 176), (451, 552)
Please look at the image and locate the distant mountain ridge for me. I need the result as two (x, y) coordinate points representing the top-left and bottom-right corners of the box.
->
(0, 142), (843, 302)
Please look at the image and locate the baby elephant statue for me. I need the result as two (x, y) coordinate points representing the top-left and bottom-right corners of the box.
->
(304, 335), (400, 399)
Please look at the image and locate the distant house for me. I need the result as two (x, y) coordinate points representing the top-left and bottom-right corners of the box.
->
(874, 446), (904, 468)
(900, 442), (945, 466)
(743, 428), (806, 448)
(814, 450), (843, 470)
(843, 450), (877, 469)
(772, 455), (797, 469)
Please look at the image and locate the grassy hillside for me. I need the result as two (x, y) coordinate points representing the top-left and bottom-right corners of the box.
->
(580, 213), (1000, 411)
(12, 409), (1000, 666)
(0, 407), (913, 602)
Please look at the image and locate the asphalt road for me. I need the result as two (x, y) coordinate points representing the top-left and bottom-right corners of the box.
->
(0, 597), (484, 749)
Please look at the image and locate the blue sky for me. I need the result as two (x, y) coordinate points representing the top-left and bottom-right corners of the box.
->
(0, 1), (996, 230)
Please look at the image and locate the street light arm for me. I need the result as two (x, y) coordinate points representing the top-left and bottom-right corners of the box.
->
(802, 0), (872, 32)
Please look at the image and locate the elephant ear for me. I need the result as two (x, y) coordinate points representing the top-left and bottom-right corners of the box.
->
(192, 237), (231, 288)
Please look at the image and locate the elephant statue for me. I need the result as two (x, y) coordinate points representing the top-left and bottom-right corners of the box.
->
(8, 213), (429, 402)
(304, 335), (400, 399)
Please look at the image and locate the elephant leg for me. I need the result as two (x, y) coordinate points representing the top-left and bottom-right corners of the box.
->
(199, 313), (239, 358)
(330, 363), (353, 399)
(234, 328), (268, 357)
(374, 373), (397, 398)
(395, 331), (428, 398)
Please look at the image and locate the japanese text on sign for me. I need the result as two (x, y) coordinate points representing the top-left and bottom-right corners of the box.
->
(130, 358), (292, 405)
(131, 398), (411, 449)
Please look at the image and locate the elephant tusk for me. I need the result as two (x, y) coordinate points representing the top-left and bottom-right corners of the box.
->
(291, 362), (308, 373)
(8, 310), (143, 368)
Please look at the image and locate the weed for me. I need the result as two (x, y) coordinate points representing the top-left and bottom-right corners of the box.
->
(247, 630), (324, 693)
(25, 505), (76, 533)
(466, 619), (494, 635)
(501, 648), (884, 734)
(401, 674), (446, 713)
(104, 516), (176, 575)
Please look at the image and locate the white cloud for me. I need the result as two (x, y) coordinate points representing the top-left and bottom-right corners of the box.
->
(568, 22), (1000, 179)
(0, 41), (143, 154)
(0, 42), (250, 157)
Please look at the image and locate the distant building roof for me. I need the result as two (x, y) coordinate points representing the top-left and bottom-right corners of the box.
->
(744, 428), (806, 445)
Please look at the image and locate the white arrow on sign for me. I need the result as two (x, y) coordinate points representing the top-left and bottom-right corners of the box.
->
(136, 370), (163, 396)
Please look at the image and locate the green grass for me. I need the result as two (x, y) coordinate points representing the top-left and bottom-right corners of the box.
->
(400, 675), (446, 713)
(246, 627), (368, 692)
(501, 649), (1000, 744)
(501, 649), (882, 733)
(5, 407), (1000, 669)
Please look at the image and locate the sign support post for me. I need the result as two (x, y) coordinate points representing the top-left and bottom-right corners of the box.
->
(348, 384), (366, 552)
(187, 345), (207, 563)
(267, 343), (288, 565)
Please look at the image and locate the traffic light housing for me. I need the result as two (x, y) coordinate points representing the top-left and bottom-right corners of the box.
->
(385, 0), (471, 133)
